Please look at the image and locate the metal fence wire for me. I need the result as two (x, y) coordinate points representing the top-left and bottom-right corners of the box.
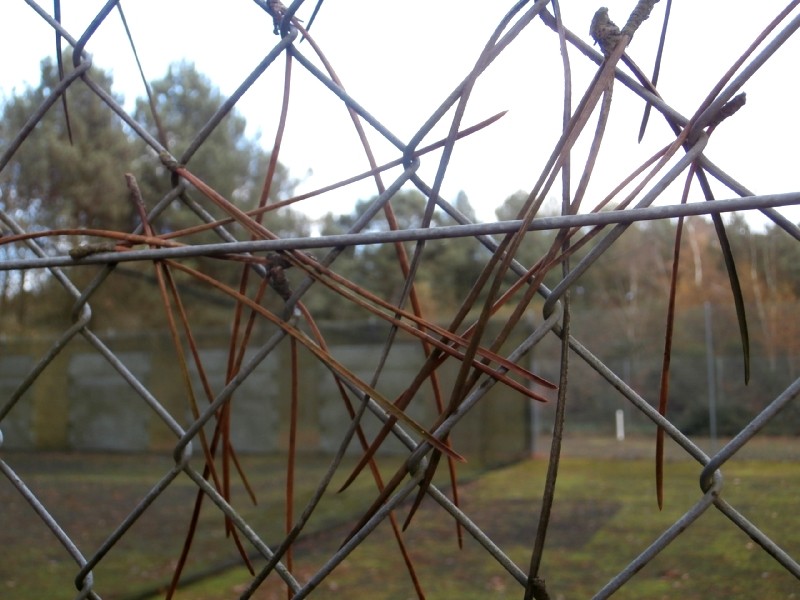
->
(1, 1), (799, 598)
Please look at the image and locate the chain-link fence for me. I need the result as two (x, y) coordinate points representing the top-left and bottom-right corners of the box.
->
(1, 1), (799, 598)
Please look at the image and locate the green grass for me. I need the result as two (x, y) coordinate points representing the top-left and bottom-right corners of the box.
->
(172, 454), (800, 600)
(1, 438), (798, 599)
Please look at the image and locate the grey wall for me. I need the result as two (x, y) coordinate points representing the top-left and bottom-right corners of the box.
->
(0, 328), (534, 466)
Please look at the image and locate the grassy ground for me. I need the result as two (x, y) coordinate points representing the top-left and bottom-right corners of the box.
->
(1, 436), (798, 599)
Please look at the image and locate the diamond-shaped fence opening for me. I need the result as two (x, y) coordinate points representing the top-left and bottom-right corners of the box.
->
(1, 1), (799, 599)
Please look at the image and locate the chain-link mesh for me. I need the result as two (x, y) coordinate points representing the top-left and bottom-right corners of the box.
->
(1, 1), (799, 598)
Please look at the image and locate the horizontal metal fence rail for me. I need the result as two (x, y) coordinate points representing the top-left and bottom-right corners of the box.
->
(1, 1), (798, 599)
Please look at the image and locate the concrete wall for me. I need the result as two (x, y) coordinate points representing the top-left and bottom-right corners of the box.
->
(0, 328), (534, 466)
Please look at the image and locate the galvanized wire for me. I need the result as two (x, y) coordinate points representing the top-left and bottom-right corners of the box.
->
(1, 193), (797, 271)
(1, 1), (799, 598)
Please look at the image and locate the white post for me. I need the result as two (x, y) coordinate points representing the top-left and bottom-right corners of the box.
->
(615, 409), (625, 441)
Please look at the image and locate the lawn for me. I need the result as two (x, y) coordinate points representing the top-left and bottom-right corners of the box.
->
(1, 436), (798, 599)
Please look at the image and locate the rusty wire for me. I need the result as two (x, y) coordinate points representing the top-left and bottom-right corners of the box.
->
(1, 1), (799, 599)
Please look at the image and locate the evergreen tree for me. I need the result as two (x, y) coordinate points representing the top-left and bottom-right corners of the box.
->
(0, 57), (307, 330)
(132, 60), (305, 240)
(0, 54), (135, 233)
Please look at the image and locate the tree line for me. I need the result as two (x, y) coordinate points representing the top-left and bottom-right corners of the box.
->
(1, 56), (799, 434)
(0, 54), (303, 329)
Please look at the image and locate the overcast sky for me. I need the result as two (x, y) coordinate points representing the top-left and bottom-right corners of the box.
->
(2, 1), (799, 228)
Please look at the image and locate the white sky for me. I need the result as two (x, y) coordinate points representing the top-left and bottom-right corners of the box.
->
(2, 1), (799, 228)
